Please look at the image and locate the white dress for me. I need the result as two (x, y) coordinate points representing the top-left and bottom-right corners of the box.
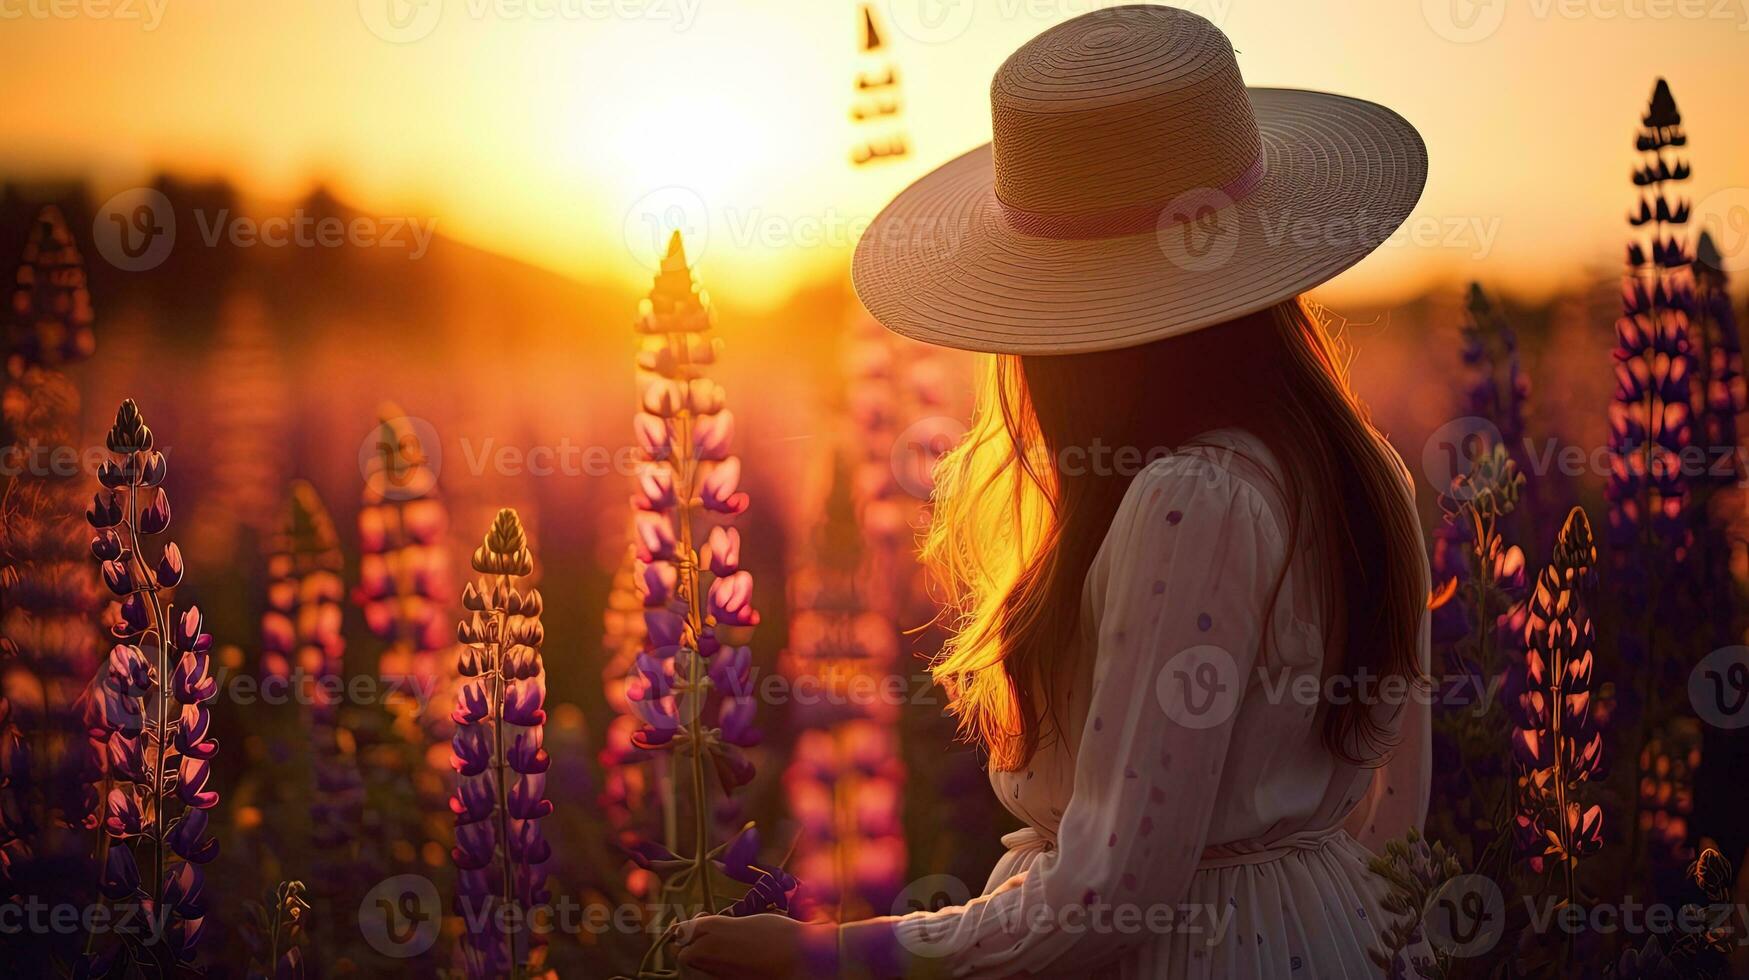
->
(844, 429), (1431, 979)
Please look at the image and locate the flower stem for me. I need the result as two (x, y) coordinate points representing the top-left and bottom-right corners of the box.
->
(491, 572), (520, 977)
(123, 472), (171, 909)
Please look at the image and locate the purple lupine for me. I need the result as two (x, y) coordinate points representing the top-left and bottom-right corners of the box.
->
(1460, 282), (1530, 467)
(450, 508), (551, 978)
(598, 546), (671, 899)
(1610, 79), (1700, 884)
(4, 205), (95, 376)
(1686, 230), (1743, 646)
(1686, 228), (1748, 903)
(620, 233), (791, 974)
(2, 207), (104, 907)
(263, 480), (364, 943)
(1504, 508), (1604, 904)
(1609, 78), (1696, 615)
(1690, 231), (1743, 487)
(83, 399), (220, 968)
(778, 468), (910, 914)
(1364, 829), (1464, 978)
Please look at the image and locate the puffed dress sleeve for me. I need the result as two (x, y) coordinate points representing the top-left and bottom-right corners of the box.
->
(839, 452), (1287, 978)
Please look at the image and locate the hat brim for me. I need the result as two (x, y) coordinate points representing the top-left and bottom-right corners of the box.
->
(851, 87), (1428, 355)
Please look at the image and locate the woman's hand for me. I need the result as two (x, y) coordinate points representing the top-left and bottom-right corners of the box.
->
(669, 913), (838, 979)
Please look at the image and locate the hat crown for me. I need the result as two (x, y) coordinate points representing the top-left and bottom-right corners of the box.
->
(990, 6), (1261, 218)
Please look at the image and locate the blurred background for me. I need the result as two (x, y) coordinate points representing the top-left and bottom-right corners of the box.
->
(3, 0), (1749, 976)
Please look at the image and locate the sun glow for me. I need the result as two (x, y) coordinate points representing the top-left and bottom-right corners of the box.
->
(3, 2), (1747, 309)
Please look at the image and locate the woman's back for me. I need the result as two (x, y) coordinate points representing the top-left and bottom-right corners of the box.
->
(893, 428), (1432, 978)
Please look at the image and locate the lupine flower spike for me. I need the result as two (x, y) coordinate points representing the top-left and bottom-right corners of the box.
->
(262, 481), (363, 943)
(1425, 434), (1525, 864)
(1459, 282), (1530, 464)
(1505, 508), (1604, 903)
(2, 207), (103, 909)
(83, 399), (219, 969)
(1365, 829), (1464, 979)
(598, 542), (666, 899)
(450, 508), (551, 978)
(619, 233), (792, 977)
(355, 404), (453, 877)
(5, 205), (95, 377)
(1610, 78), (1697, 883)
(781, 453), (907, 916)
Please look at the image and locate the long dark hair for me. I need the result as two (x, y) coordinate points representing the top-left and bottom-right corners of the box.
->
(923, 297), (1426, 771)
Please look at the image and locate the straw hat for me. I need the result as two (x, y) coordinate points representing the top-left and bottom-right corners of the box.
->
(852, 5), (1427, 355)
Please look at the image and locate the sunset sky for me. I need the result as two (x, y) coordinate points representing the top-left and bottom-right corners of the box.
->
(4, 0), (1748, 309)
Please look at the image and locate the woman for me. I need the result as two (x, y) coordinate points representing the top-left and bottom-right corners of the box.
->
(675, 6), (1432, 977)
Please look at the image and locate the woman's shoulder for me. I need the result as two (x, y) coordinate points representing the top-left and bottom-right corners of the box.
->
(1124, 428), (1289, 541)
